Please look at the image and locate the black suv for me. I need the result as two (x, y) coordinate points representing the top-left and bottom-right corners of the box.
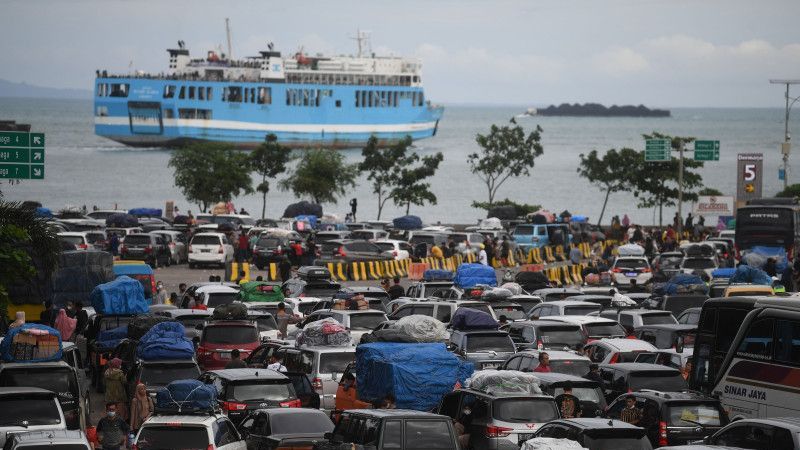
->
(605, 390), (729, 447)
(322, 409), (460, 450)
(598, 363), (687, 403)
(316, 239), (393, 265)
(507, 320), (585, 351)
(251, 235), (291, 269)
(198, 368), (299, 425)
(119, 232), (171, 267)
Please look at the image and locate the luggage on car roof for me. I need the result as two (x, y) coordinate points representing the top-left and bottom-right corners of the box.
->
(297, 266), (331, 281)
(211, 302), (248, 320)
(90, 276), (149, 315)
(0, 324), (63, 363)
(137, 322), (194, 360)
(128, 314), (172, 340)
(155, 379), (218, 413)
(450, 308), (498, 331)
(296, 318), (352, 347)
(423, 269), (454, 281)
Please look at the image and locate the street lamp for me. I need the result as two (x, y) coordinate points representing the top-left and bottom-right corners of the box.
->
(769, 79), (800, 189)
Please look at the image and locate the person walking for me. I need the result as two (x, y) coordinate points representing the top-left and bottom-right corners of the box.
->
(109, 233), (120, 256)
(54, 308), (77, 341)
(153, 281), (168, 305)
(225, 349), (247, 369)
(129, 383), (154, 432)
(104, 358), (128, 421)
(387, 277), (405, 300)
(478, 244), (488, 266)
(237, 232), (249, 263)
(39, 301), (57, 327)
(96, 403), (130, 450)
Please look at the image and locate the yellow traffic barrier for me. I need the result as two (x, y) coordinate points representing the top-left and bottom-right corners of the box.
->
(561, 266), (573, 285)
(545, 246), (555, 263)
(351, 262), (361, 281)
(269, 263), (278, 281)
(571, 265), (583, 284)
(368, 261), (380, 280)
(393, 260), (404, 277)
(230, 262), (239, 281)
(230, 262), (251, 282)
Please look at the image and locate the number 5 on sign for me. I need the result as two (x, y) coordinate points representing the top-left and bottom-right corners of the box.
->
(744, 164), (757, 181)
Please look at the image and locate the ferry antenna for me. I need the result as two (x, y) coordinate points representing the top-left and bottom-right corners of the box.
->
(225, 18), (233, 60)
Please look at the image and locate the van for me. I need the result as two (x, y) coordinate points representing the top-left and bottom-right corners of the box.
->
(278, 346), (356, 410)
(512, 223), (571, 252)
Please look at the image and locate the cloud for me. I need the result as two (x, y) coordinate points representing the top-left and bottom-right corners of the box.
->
(590, 47), (650, 76)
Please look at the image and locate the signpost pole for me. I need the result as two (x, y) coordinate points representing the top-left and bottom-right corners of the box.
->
(678, 141), (684, 237)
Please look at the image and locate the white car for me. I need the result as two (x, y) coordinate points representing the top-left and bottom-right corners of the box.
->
(135, 414), (245, 450)
(501, 349), (592, 377)
(188, 232), (234, 268)
(583, 338), (658, 364)
(57, 232), (93, 250)
(610, 256), (653, 287)
(528, 300), (602, 319)
(283, 297), (323, 318)
(373, 239), (413, 260)
(195, 284), (240, 309)
(544, 316), (628, 340)
(350, 229), (389, 241)
(680, 257), (718, 279)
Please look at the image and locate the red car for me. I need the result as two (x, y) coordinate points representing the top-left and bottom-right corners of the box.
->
(196, 320), (260, 370)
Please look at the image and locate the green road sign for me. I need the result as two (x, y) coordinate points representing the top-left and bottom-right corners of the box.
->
(0, 148), (30, 163)
(0, 163), (31, 179)
(30, 165), (44, 179)
(29, 133), (44, 148)
(695, 140), (720, 151)
(694, 140), (720, 161)
(31, 149), (44, 163)
(0, 131), (29, 148)
(645, 138), (671, 162)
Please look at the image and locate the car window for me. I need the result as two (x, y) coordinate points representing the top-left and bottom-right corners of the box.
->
(137, 426), (209, 450)
(202, 325), (258, 344)
(191, 235), (221, 246)
(318, 352), (355, 374)
(348, 313), (386, 331)
(411, 305), (434, 317)
(382, 420), (402, 449)
(642, 313), (678, 325)
(392, 305), (414, 319)
(667, 403), (722, 426)
(404, 420), (454, 450)
(564, 305), (601, 316)
(0, 397), (61, 426)
(493, 398), (559, 423)
(615, 259), (648, 269)
(231, 382), (293, 402)
(214, 419), (239, 447)
(0, 367), (78, 395)
(465, 334), (515, 352)
(124, 235), (152, 245)
(504, 356), (523, 371)
(140, 363), (200, 386)
(712, 424), (774, 448)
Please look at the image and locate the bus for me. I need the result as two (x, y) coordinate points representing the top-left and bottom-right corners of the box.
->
(693, 297), (800, 419)
(735, 198), (800, 259)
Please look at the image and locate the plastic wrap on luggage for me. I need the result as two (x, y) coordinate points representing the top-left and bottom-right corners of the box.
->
(392, 215), (423, 230)
(0, 324), (63, 363)
(729, 265), (773, 285)
(359, 329), (419, 344)
(454, 263), (498, 289)
(611, 293), (637, 307)
(617, 243), (645, 256)
(106, 213), (139, 228)
(521, 438), (588, 450)
(450, 308), (498, 331)
(128, 314), (172, 340)
(137, 322), (194, 360)
(479, 217), (504, 230)
(744, 246), (789, 272)
(296, 318), (352, 347)
(392, 315), (448, 343)
(481, 287), (513, 301)
(500, 282), (523, 295)
(467, 370), (542, 396)
(155, 379), (218, 413)
(211, 303), (248, 320)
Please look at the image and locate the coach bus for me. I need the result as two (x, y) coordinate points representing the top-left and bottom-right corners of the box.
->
(735, 198), (800, 259)
(692, 297), (800, 419)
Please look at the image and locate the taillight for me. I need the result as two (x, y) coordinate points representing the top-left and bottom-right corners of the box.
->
(609, 352), (619, 364)
(197, 346), (211, 356)
(611, 267), (622, 273)
(151, 278), (157, 294)
(218, 245), (224, 254)
(207, 445), (215, 450)
(312, 377), (323, 391)
(132, 445), (139, 450)
(78, 243), (88, 250)
(658, 421), (668, 446)
(279, 399), (301, 408)
(337, 246), (346, 257)
(641, 268), (651, 273)
(536, 339), (544, 350)
(221, 401), (247, 411)
(485, 425), (513, 437)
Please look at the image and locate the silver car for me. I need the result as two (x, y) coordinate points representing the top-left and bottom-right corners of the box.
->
(152, 230), (188, 264)
(4, 430), (91, 450)
(279, 346), (356, 410)
(0, 387), (66, 447)
(449, 330), (516, 370)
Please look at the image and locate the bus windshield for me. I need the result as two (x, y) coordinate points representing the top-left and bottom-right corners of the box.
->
(735, 207), (795, 250)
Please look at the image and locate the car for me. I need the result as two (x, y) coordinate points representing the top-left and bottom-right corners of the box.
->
(501, 349), (592, 377)
(595, 309), (678, 335)
(2, 430), (91, 450)
(281, 278), (342, 299)
(706, 237), (736, 267)
(105, 226), (144, 237)
(533, 372), (607, 417)
(198, 369), (299, 425)
(246, 311), (280, 341)
(178, 281), (241, 308)
(188, 232), (235, 268)
(57, 232), (93, 250)
(84, 230), (109, 251)
(119, 232), (171, 267)
(543, 316), (628, 340)
(134, 413), (245, 450)
(250, 235), (290, 270)
(61, 342), (89, 400)
(280, 297), (321, 318)
(605, 390), (729, 447)
(350, 229), (389, 241)
(389, 300), (495, 324)
(300, 309), (388, 343)
(598, 363), (687, 402)
(194, 284), (240, 309)
(0, 388), (66, 448)
(404, 280), (456, 299)
(652, 251), (685, 281)
(506, 320), (586, 351)
(373, 239), (413, 260)
(507, 295), (543, 314)
(634, 324), (696, 350)
(153, 308), (212, 343)
(196, 213), (256, 232)
(322, 409), (461, 450)
(700, 417), (800, 448)
(448, 231), (486, 254)
(531, 288), (584, 302)
(408, 232), (449, 249)
(151, 230), (188, 264)
(196, 320), (261, 370)
(0, 361), (87, 430)
(528, 300), (602, 319)
(532, 418), (653, 449)
(681, 257), (718, 280)
(611, 256), (653, 287)
(238, 408), (334, 450)
(512, 223), (570, 252)
(129, 358), (201, 395)
(86, 209), (128, 221)
(642, 294), (709, 317)
(336, 286), (391, 312)
(676, 307), (701, 325)
(634, 349), (692, 370)
(583, 338), (659, 364)
(448, 329), (516, 370)
(316, 239), (393, 265)
(436, 387), (559, 448)
(278, 345), (356, 410)
(314, 231), (352, 243)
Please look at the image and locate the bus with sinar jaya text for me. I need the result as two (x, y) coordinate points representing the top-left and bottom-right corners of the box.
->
(694, 297), (800, 419)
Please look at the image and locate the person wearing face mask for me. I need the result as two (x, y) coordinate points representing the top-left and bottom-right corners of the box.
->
(97, 403), (130, 450)
(153, 281), (168, 305)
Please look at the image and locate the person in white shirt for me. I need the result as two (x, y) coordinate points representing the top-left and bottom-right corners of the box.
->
(266, 354), (287, 372)
(478, 244), (488, 266)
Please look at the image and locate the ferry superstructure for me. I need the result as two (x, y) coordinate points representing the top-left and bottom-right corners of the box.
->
(93, 34), (443, 148)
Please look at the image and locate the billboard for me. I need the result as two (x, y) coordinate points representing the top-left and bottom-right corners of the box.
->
(736, 153), (764, 205)
(693, 196), (734, 216)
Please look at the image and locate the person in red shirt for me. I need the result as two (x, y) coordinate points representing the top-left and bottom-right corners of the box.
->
(237, 233), (249, 263)
(533, 352), (552, 373)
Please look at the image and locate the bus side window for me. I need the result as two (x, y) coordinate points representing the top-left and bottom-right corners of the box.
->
(736, 318), (774, 359)
(774, 319), (800, 364)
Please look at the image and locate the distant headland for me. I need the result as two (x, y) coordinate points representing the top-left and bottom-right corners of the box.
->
(525, 103), (671, 118)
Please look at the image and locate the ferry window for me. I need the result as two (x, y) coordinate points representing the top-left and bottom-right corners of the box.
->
(96, 106), (108, 117)
(355, 91), (360, 107)
(96, 83), (106, 97)
(198, 86), (205, 100)
(188, 86), (196, 99)
(774, 319), (800, 364)
(412, 92), (417, 106)
(197, 109), (212, 120)
(207, 87), (213, 101)
(336, 100), (341, 108)
(179, 86), (186, 99)
(224, 86), (242, 103)
(163, 109), (174, 119)
(179, 108), (196, 119)
(249, 88), (255, 103)
(736, 318), (774, 360)
(110, 83), (129, 98)
(257, 87), (271, 104)
(393, 92), (398, 107)
(418, 92), (424, 106)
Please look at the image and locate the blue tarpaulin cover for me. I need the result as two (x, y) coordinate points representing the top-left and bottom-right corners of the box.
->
(106, 213), (139, 228)
(711, 268), (737, 279)
(356, 343), (473, 411)
(295, 215), (318, 229)
(392, 215), (423, 230)
(729, 265), (773, 286)
(155, 379), (218, 413)
(450, 308), (499, 331)
(35, 207), (53, 218)
(571, 215), (588, 223)
(654, 274), (708, 296)
(90, 276), (149, 315)
(128, 208), (162, 217)
(0, 324), (63, 363)
(96, 325), (128, 350)
(423, 269), (454, 281)
(747, 246), (789, 273)
(453, 263), (497, 288)
(137, 322), (195, 360)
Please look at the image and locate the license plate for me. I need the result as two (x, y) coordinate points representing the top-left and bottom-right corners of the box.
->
(625, 272), (637, 277)
(482, 362), (499, 369)
(201, 249), (211, 253)
(218, 351), (231, 359)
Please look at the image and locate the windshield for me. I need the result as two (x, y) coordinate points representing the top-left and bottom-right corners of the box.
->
(410, 235), (435, 245)
(137, 426), (209, 450)
(191, 235), (221, 246)
(615, 259), (648, 270)
(553, 386), (602, 404)
(86, 233), (106, 243)
(206, 292), (237, 307)
(513, 299), (542, 313)
(466, 334), (515, 352)
(462, 304), (492, 316)
(585, 323), (626, 337)
(539, 326), (584, 346)
(60, 236), (84, 245)
(629, 372), (687, 391)
(513, 225), (534, 235)
(0, 368), (78, 396)
(203, 326), (257, 344)
(584, 435), (652, 450)
(256, 238), (280, 247)
(0, 398), (61, 426)
(317, 352), (355, 374)
(736, 207), (794, 249)
(492, 305), (526, 321)
(641, 314), (678, 325)
(659, 256), (683, 269)
(124, 235), (152, 245)
(141, 364), (200, 386)
(664, 298), (705, 316)
(682, 259), (716, 269)
(231, 382), (293, 401)
(253, 316), (278, 331)
(564, 305), (601, 316)
(493, 399), (559, 423)
(549, 360), (591, 377)
(269, 412), (334, 434)
(347, 313), (386, 330)
(667, 403), (723, 426)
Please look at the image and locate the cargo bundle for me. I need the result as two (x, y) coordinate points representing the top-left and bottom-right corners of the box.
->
(155, 379), (218, 414)
(296, 318), (352, 347)
(0, 324), (63, 363)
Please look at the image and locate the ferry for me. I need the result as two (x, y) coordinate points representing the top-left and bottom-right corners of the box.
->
(93, 30), (443, 148)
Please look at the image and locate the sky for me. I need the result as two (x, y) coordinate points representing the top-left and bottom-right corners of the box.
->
(2, 0), (799, 107)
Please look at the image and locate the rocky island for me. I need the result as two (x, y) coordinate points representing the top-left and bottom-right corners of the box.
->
(526, 103), (671, 117)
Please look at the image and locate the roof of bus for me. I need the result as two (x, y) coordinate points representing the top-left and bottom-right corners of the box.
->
(113, 263), (153, 275)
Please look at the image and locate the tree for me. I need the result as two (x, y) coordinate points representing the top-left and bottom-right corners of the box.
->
(776, 184), (800, 198)
(280, 149), (359, 205)
(577, 148), (640, 225)
(391, 152), (444, 215)
(169, 142), (253, 212)
(471, 198), (541, 217)
(632, 132), (704, 226)
(359, 135), (410, 220)
(698, 187), (724, 196)
(468, 119), (544, 206)
(250, 134), (292, 219)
